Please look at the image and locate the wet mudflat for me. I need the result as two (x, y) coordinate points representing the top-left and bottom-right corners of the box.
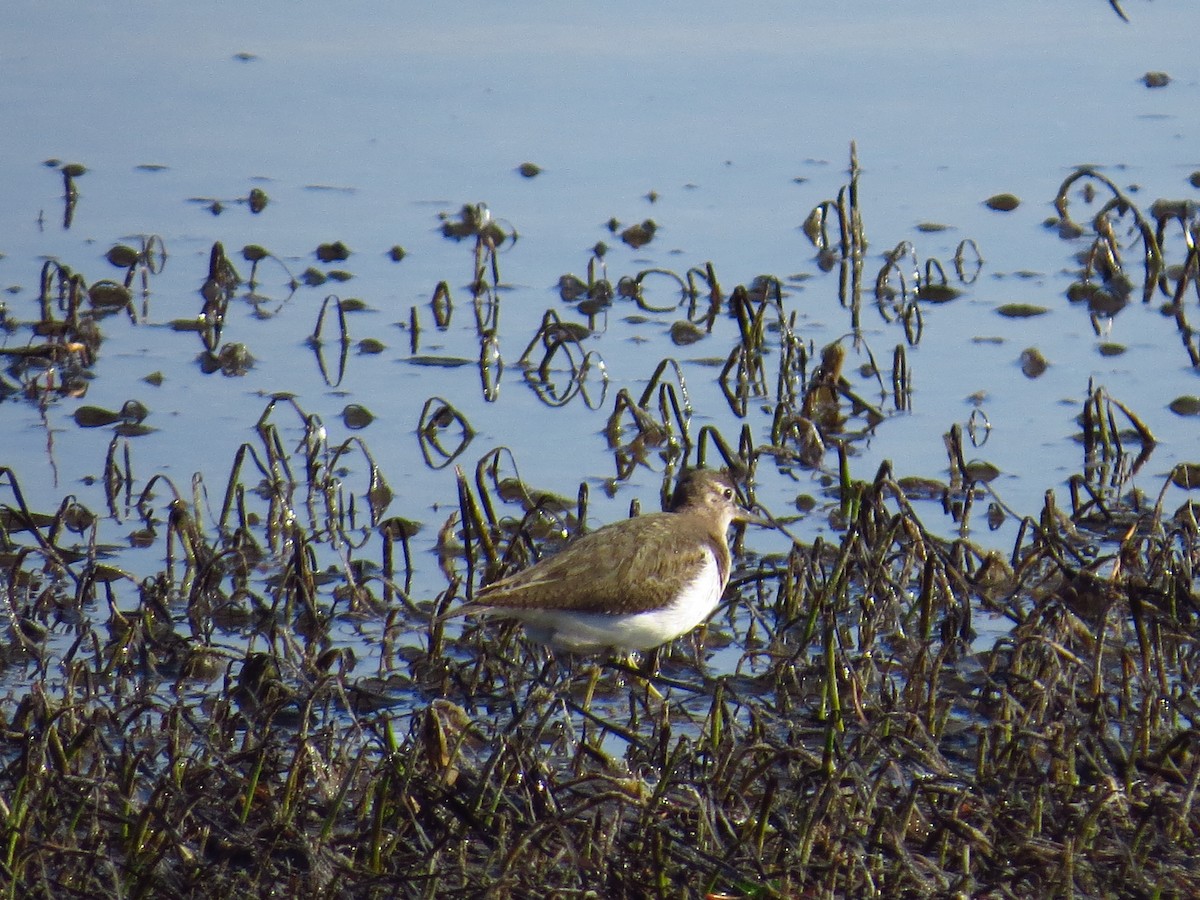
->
(2, 1), (1200, 896)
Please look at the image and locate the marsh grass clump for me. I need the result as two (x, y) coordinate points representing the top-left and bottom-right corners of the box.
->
(1, 444), (1198, 897)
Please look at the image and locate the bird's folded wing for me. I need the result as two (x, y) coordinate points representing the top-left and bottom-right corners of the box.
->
(472, 514), (723, 615)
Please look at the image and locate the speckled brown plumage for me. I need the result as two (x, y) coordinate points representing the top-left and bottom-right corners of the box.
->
(449, 469), (762, 645)
(473, 511), (728, 616)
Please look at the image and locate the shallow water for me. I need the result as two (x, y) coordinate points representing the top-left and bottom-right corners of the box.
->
(2, 0), (1198, 671)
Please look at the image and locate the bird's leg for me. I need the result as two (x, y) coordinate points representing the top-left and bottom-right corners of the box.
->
(532, 652), (559, 689)
(637, 649), (667, 702)
(581, 660), (602, 713)
(602, 649), (666, 701)
(639, 647), (661, 679)
(687, 630), (710, 679)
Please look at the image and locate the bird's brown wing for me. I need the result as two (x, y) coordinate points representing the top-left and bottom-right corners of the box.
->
(471, 513), (725, 615)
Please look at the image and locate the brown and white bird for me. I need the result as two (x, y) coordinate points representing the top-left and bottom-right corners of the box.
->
(447, 469), (766, 653)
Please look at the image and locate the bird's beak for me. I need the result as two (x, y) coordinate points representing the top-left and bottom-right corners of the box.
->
(734, 506), (771, 527)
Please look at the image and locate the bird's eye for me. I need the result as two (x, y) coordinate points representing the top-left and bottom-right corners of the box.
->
(723, 488), (733, 500)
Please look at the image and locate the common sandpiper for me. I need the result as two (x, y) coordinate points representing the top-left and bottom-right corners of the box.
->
(447, 468), (767, 654)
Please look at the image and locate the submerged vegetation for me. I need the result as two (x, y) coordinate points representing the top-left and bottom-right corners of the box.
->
(1, 145), (1199, 898)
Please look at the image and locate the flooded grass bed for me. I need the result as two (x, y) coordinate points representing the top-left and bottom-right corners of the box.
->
(2, 146), (1199, 896)
(4, 2), (1200, 896)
